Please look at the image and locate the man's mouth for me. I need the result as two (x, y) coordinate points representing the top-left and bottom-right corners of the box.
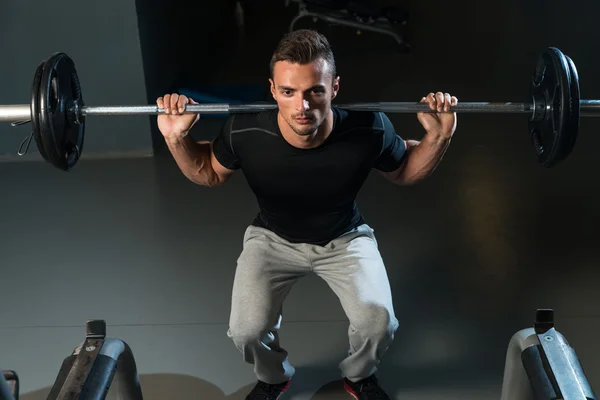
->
(294, 116), (313, 124)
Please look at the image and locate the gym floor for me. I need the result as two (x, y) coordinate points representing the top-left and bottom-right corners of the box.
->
(1, 0), (600, 399)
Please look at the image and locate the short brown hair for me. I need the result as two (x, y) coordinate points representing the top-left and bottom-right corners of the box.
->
(269, 29), (336, 81)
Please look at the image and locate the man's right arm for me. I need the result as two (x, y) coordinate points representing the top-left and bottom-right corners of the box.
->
(165, 135), (236, 187)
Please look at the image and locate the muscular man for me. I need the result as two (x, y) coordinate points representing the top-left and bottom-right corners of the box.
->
(157, 29), (457, 400)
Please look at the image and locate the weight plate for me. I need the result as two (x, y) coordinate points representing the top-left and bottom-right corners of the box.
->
(529, 47), (572, 168)
(38, 52), (85, 171)
(559, 54), (580, 164)
(30, 61), (49, 162)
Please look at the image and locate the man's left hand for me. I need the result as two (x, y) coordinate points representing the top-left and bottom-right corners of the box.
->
(417, 92), (458, 139)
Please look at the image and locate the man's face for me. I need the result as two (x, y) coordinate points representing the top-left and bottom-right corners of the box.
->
(269, 58), (339, 137)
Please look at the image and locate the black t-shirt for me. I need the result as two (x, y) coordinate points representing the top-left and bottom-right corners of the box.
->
(212, 106), (407, 246)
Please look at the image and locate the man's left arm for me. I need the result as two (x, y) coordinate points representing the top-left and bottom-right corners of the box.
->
(377, 92), (457, 185)
(381, 134), (451, 185)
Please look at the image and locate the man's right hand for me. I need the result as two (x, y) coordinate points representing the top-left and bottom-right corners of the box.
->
(156, 93), (200, 143)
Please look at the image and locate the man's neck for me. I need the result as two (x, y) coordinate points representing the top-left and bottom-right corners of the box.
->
(277, 108), (334, 149)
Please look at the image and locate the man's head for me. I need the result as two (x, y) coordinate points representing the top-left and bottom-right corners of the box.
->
(269, 29), (340, 137)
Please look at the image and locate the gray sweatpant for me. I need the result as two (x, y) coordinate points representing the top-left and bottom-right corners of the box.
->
(226, 223), (399, 384)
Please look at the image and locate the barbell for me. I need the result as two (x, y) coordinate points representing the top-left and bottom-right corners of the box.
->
(1, 47), (599, 171)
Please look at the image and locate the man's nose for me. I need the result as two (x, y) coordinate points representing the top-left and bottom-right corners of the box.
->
(297, 98), (310, 112)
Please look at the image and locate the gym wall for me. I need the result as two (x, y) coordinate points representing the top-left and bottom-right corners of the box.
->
(0, 0), (152, 160)
(1, 0), (600, 399)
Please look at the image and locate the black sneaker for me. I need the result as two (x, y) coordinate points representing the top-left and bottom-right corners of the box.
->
(245, 379), (291, 400)
(344, 375), (391, 400)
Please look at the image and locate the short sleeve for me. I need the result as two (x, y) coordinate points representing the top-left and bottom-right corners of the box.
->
(212, 115), (241, 170)
(373, 112), (407, 172)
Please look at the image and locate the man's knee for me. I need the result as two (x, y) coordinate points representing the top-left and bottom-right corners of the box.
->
(228, 319), (278, 350)
(351, 305), (399, 345)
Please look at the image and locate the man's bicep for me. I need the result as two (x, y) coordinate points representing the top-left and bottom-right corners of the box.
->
(377, 140), (409, 181)
(210, 141), (237, 183)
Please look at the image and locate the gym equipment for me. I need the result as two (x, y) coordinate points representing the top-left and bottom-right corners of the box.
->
(0, 370), (19, 400)
(0, 308), (596, 399)
(45, 320), (143, 400)
(285, 0), (410, 51)
(499, 309), (597, 400)
(1, 47), (599, 171)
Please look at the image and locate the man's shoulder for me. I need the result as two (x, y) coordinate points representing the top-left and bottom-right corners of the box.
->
(333, 106), (387, 133)
(224, 105), (278, 134)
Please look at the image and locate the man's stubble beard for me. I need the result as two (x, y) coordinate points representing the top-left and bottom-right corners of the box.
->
(285, 114), (320, 137)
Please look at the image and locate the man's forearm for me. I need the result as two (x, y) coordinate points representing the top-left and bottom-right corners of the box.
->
(166, 135), (219, 186)
(397, 134), (451, 184)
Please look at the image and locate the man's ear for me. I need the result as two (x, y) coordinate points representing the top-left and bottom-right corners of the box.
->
(269, 78), (276, 99)
(331, 76), (340, 100)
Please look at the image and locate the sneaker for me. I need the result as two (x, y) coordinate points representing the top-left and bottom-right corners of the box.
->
(245, 379), (291, 400)
(344, 375), (391, 400)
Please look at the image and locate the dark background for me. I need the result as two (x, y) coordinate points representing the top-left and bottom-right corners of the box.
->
(1, 0), (599, 398)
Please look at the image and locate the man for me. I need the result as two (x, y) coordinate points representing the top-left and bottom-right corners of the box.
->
(157, 29), (457, 400)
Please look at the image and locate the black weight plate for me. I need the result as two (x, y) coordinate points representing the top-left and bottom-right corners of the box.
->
(559, 54), (580, 163)
(529, 47), (571, 168)
(38, 55), (64, 169)
(31, 61), (49, 162)
(38, 52), (85, 171)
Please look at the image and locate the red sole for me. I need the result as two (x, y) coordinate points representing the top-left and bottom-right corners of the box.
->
(344, 380), (359, 400)
(277, 380), (291, 399)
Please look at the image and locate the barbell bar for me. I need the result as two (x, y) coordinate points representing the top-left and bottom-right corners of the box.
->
(2, 100), (600, 122)
(0, 46), (597, 171)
